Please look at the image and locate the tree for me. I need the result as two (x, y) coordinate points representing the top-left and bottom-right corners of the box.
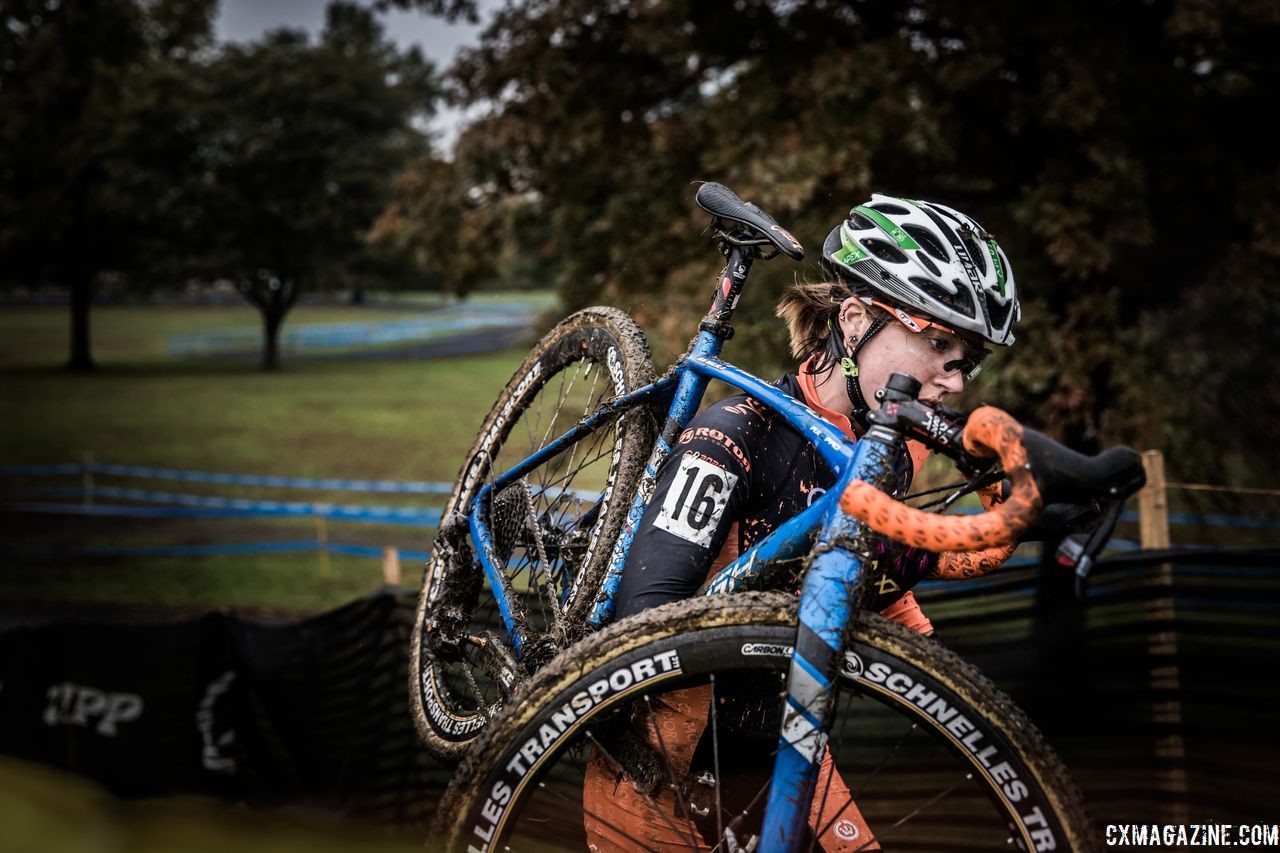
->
(369, 153), (557, 298)
(0, 0), (214, 371)
(419, 0), (1278, 483)
(190, 2), (438, 369)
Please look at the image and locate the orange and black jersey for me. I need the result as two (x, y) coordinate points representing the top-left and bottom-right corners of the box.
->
(614, 372), (941, 622)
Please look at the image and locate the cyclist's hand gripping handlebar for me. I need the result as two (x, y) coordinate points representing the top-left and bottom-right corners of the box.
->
(841, 402), (1147, 592)
(842, 406), (1046, 551)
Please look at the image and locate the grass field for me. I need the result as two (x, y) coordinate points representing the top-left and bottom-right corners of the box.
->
(0, 300), (546, 614)
(0, 756), (422, 853)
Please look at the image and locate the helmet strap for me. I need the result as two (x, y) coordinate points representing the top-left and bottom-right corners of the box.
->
(828, 313), (888, 434)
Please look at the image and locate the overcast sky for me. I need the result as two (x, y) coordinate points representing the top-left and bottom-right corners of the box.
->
(214, 0), (493, 147)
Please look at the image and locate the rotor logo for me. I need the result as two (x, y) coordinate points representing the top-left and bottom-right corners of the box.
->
(834, 819), (861, 841)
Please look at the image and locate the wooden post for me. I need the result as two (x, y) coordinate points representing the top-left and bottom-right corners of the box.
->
(1138, 450), (1186, 821)
(381, 547), (402, 587)
(315, 515), (331, 577)
(1139, 450), (1170, 550)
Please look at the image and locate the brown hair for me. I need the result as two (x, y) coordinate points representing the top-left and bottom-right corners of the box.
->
(775, 281), (849, 361)
(776, 280), (904, 374)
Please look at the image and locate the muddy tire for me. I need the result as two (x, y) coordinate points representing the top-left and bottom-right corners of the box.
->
(410, 307), (658, 762)
(434, 592), (1097, 852)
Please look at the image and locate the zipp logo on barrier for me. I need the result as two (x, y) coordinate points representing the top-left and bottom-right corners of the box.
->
(44, 681), (143, 737)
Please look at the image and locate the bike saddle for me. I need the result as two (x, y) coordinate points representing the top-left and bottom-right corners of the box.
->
(695, 182), (805, 260)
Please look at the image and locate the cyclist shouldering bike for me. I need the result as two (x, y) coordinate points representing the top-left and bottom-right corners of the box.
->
(589, 194), (1040, 852)
(423, 181), (1145, 853)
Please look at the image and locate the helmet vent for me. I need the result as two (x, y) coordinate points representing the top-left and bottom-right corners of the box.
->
(913, 277), (976, 319)
(915, 251), (941, 277)
(961, 238), (987, 276)
(903, 225), (949, 263)
(987, 295), (1013, 329)
(849, 211), (877, 231)
(868, 202), (911, 216)
(862, 238), (909, 265)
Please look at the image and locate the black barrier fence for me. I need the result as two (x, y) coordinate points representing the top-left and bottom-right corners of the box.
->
(1, 547), (1277, 832)
(917, 546), (1280, 826)
(0, 592), (450, 826)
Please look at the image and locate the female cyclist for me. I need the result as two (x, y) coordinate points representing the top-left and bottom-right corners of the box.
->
(583, 194), (1022, 851)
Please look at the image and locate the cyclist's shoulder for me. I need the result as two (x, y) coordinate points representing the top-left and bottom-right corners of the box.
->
(693, 373), (801, 430)
(681, 374), (808, 458)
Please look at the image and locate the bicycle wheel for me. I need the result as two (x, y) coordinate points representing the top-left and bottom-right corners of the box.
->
(410, 307), (658, 761)
(434, 592), (1097, 852)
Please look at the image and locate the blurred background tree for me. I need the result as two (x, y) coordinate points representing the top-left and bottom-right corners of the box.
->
(0, 0), (440, 371)
(0, 0), (216, 371)
(186, 2), (440, 369)
(383, 0), (1279, 484)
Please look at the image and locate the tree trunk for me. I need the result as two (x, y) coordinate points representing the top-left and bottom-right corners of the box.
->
(262, 308), (282, 371)
(240, 274), (300, 371)
(68, 270), (94, 372)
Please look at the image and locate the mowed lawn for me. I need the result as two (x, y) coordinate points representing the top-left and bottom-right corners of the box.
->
(0, 302), (544, 613)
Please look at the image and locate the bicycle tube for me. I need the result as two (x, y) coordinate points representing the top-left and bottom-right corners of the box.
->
(410, 307), (658, 761)
(433, 592), (1097, 852)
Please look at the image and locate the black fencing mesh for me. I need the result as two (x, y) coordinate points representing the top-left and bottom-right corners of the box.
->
(1, 547), (1277, 833)
(920, 547), (1280, 827)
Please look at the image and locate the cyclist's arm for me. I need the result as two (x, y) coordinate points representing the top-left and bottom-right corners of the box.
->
(613, 406), (757, 620)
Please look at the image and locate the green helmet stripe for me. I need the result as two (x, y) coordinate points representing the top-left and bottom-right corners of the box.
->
(836, 227), (869, 265)
(855, 205), (920, 251)
(986, 239), (1006, 296)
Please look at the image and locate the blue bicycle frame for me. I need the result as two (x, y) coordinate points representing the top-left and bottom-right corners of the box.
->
(465, 245), (911, 852)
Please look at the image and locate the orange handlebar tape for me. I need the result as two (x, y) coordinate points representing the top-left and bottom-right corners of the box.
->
(839, 406), (1043, 552)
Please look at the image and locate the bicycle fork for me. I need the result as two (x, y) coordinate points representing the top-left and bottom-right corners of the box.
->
(759, 426), (901, 852)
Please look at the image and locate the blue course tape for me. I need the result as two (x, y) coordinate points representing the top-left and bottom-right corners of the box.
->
(58, 485), (433, 519)
(0, 464), (86, 476)
(167, 303), (540, 356)
(0, 540), (319, 557)
(327, 543), (432, 562)
(2, 501), (442, 526)
(90, 463), (454, 494)
(1119, 510), (1280, 530)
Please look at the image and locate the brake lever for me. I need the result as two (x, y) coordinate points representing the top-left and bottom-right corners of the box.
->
(871, 378), (992, 478)
(1055, 498), (1124, 598)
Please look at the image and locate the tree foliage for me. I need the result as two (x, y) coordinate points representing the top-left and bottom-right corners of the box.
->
(0, 0), (441, 371)
(0, 0), (215, 370)
(405, 0), (1279, 483)
(184, 2), (439, 369)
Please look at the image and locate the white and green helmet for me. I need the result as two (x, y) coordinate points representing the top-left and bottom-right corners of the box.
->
(820, 194), (1020, 346)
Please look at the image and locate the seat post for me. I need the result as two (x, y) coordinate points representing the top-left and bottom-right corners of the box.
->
(699, 243), (754, 341)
